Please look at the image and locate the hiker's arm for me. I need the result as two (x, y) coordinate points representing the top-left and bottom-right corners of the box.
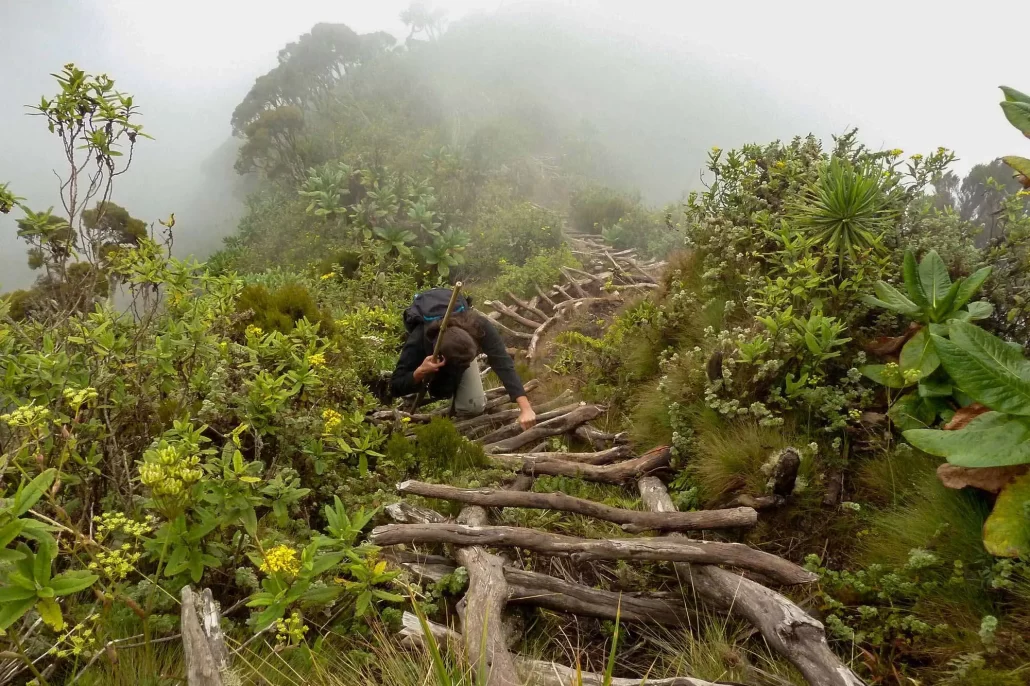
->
(479, 318), (528, 402)
(391, 330), (428, 398)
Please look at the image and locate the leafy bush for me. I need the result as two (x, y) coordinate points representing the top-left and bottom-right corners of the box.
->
(568, 186), (637, 234)
(482, 245), (581, 300)
(463, 202), (564, 279)
(237, 282), (336, 335)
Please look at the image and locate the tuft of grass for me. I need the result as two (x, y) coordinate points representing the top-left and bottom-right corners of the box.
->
(855, 445), (939, 508)
(688, 418), (801, 503)
(627, 386), (674, 448)
(411, 418), (489, 477)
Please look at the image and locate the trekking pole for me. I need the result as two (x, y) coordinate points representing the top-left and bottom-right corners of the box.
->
(408, 282), (463, 413)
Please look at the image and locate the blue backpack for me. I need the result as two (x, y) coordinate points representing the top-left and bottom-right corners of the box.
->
(403, 288), (469, 333)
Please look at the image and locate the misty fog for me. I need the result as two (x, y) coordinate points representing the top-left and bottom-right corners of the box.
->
(2, 0), (1026, 291)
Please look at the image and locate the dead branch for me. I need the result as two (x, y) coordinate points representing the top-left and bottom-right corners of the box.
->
(487, 300), (544, 330)
(506, 292), (549, 322)
(477, 403), (583, 444)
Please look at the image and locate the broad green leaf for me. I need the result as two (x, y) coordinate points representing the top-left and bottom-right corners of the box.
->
(952, 266), (992, 314)
(864, 282), (920, 316)
(300, 584), (343, 605)
(905, 412), (1030, 467)
(889, 392), (939, 431)
(861, 364), (907, 389)
(934, 280), (962, 321)
(34, 537), (54, 586)
(0, 585), (36, 603)
(918, 376), (953, 398)
(1002, 156), (1030, 179)
(12, 469), (57, 516)
(902, 250), (929, 309)
(37, 596), (65, 631)
(964, 301), (994, 321)
(1001, 86), (1030, 104)
(983, 473), (1030, 558)
(900, 329), (940, 379)
(934, 322), (1030, 415)
(1001, 101), (1030, 136)
(918, 250), (952, 313)
(0, 596), (36, 631)
(49, 570), (99, 596)
(0, 519), (25, 549)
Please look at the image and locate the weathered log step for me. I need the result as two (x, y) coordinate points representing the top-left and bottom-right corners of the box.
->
(385, 549), (693, 626)
(484, 404), (604, 453)
(489, 446), (670, 484)
(636, 477), (865, 686)
(490, 445), (633, 465)
(396, 480), (757, 533)
(370, 522), (817, 586)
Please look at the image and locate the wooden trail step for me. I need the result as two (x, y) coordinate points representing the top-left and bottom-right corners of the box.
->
(370, 522), (817, 586)
(396, 480), (757, 533)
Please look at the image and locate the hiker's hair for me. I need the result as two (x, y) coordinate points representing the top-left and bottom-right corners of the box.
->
(426, 311), (484, 370)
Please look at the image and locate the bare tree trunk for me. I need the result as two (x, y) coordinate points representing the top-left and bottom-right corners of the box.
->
(636, 477), (865, 686)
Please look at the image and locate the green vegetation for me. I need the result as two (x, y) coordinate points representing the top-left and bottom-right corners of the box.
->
(2, 16), (1030, 686)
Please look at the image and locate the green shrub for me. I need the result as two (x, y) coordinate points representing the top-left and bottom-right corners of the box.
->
(411, 418), (488, 476)
(463, 202), (564, 279)
(237, 282), (336, 335)
(479, 245), (581, 300)
(569, 186), (638, 234)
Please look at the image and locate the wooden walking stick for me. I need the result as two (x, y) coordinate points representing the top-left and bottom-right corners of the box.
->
(408, 282), (463, 412)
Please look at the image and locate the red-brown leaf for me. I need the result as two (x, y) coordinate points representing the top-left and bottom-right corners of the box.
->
(937, 462), (1029, 494)
(943, 403), (989, 431)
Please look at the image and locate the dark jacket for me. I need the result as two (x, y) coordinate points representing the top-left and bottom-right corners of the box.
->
(390, 315), (526, 403)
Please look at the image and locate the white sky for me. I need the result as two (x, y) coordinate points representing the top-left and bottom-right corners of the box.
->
(1, 0), (1027, 287)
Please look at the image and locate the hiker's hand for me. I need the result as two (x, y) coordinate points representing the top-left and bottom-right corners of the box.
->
(414, 355), (445, 382)
(518, 407), (536, 432)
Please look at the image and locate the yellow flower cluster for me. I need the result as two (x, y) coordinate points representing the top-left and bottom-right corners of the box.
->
(307, 352), (326, 367)
(138, 443), (203, 497)
(275, 611), (309, 646)
(48, 614), (100, 658)
(320, 272), (334, 281)
(63, 386), (99, 409)
(774, 160), (786, 169)
(322, 408), (342, 434)
(88, 545), (142, 582)
(1, 402), (51, 427)
(888, 148), (904, 156)
(260, 545), (301, 576)
(911, 153), (924, 161)
(93, 511), (155, 542)
(245, 324), (263, 338)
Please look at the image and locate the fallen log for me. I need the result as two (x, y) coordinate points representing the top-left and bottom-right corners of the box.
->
(386, 550), (692, 626)
(396, 480), (757, 533)
(454, 504), (521, 686)
(484, 404), (603, 453)
(636, 476), (864, 686)
(527, 313), (562, 360)
(489, 446), (670, 484)
(561, 268), (589, 297)
(487, 300), (544, 330)
(477, 403), (583, 445)
(574, 425), (629, 450)
(506, 292), (549, 322)
(385, 501), (448, 524)
(534, 282), (558, 309)
(370, 523), (817, 586)
(490, 445), (633, 466)
(490, 316), (535, 340)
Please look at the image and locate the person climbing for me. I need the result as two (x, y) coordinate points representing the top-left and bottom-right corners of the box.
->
(391, 287), (537, 431)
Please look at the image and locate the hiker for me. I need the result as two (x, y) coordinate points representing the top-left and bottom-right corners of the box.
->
(391, 288), (537, 431)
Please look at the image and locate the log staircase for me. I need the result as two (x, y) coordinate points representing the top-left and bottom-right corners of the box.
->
(375, 233), (866, 686)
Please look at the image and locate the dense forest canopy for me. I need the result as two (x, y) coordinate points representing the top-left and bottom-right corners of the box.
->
(2, 3), (1030, 686)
